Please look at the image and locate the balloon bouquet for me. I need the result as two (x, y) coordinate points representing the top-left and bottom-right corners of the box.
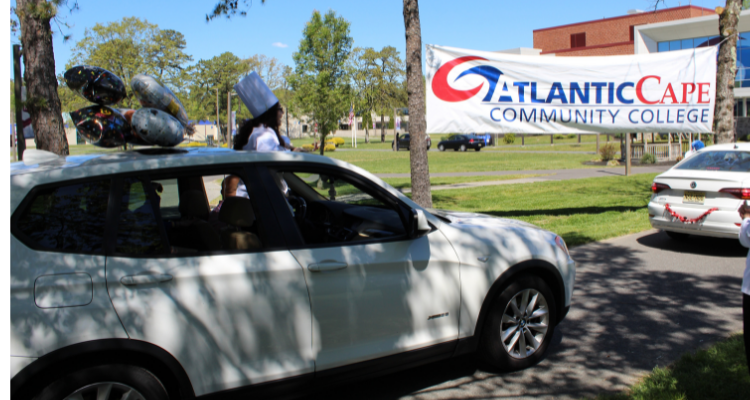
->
(66, 66), (192, 148)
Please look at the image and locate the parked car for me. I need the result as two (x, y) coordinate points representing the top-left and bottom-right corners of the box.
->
(11, 148), (575, 399)
(437, 134), (485, 152)
(648, 143), (750, 240)
(391, 133), (431, 150)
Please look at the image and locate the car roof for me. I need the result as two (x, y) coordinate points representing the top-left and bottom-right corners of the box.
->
(697, 143), (750, 152)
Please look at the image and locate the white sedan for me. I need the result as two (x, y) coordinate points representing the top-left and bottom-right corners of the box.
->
(11, 148), (575, 399)
(648, 143), (750, 240)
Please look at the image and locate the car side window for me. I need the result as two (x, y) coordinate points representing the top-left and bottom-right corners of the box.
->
(116, 177), (168, 255)
(270, 168), (407, 246)
(16, 179), (110, 253)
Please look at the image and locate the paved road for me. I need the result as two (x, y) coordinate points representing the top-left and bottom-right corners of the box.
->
(312, 230), (746, 399)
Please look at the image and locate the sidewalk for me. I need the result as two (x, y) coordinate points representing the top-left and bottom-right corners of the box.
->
(379, 165), (672, 192)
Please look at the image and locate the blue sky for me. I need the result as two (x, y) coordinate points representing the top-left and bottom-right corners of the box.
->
(9, 0), (723, 78)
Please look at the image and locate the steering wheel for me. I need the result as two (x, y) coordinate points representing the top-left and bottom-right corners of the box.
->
(288, 195), (307, 223)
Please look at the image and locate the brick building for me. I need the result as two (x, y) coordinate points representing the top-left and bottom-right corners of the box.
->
(533, 6), (714, 57)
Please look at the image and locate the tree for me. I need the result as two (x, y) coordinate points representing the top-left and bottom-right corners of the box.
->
(715, 0), (742, 143)
(288, 10), (353, 155)
(14, 0), (72, 155)
(403, 0), (432, 207)
(189, 52), (249, 139)
(348, 47), (378, 143)
(65, 17), (192, 109)
(371, 46), (406, 142)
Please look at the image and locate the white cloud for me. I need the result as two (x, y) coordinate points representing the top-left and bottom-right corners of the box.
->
(272, 42), (288, 48)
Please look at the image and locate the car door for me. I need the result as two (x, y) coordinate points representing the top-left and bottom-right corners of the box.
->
(104, 167), (314, 397)
(259, 164), (461, 371)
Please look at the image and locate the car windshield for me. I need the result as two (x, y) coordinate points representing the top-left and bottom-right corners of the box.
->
(675, 150), (750, 172)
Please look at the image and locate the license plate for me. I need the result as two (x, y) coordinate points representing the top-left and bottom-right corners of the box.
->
(683, 191), (705, 204)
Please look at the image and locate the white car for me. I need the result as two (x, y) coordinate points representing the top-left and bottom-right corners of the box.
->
(648, 143), (750, 240)
(11, 148), (575, 399)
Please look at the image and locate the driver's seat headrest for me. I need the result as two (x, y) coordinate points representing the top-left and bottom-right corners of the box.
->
(218, 197), (256, 228)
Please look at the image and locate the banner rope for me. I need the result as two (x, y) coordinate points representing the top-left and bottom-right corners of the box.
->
(664, 203), (718, 224)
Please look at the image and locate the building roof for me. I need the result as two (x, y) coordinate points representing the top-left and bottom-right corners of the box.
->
(533, 5), (715, 33)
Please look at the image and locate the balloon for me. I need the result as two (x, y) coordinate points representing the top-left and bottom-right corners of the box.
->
(130, 74), (189, 127)
(131, 108), (185, 147)
(64, 66), (127, 105)
(69, 106), (130, 148)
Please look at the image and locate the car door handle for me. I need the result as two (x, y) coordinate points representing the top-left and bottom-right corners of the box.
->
(308, 262), (348, 272)
(120, 273), (173, 286)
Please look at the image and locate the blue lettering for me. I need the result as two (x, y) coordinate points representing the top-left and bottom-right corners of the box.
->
(540, 109), (556, 122)
(617, 82), (634, 104)
(490, 107), (503, 121)
(666, 110), (674, 123)
(596, 109), (606, 123)
(513, 82), (529, 103)
(530, 83), (547, 103)
(591, 82), (607, 104)
(608, 109), (620, 123)
(570, 82), (590, 104)
(656, 110), (664, 123)
(575, 109), (587, 123)
(560, 109), (572, 123)
(701, 108), (709, 123)
(629, 109), (639, 124)
(676, 109), (685, 123)
(687, 109), (698, 123)
(546, 83), (568, 104)
(641, 109), (654, 123)
(608, 82), (615, 104)
(520, 108), (536, 122)
(503, 108), (517, 122)
(498, 82), (513, 102)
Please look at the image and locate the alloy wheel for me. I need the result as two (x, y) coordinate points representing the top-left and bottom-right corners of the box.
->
(500, 288), (550, 359)
(64, 382), (147, 400)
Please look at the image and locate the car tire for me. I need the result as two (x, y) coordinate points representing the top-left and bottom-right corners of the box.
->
(438, 144), (445, 151)
(475, 147), (481, 152)
(427, 146), (431, 151)
(665, 230), (690, 241)
(33, 364), (170, 400)
(460, 145), (467, 152)
(479, 275), (557, 372)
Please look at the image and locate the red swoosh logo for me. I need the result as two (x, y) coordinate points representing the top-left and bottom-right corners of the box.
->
(432, 56), (487, 102)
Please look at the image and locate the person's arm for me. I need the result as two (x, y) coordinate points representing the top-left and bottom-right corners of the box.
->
(739, 203), (750, 248)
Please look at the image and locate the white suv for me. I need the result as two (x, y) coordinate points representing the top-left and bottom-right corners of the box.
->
(11, 148), (575, 399)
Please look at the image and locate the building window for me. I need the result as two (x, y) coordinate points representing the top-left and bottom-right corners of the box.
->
(570, 33), (586, 48)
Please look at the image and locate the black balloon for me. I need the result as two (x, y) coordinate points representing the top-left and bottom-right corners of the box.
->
(64, 66), (127, 105)
(70, 106), (131, 148)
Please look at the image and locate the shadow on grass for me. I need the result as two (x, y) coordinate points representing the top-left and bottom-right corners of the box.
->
(480, 206), (645, 219)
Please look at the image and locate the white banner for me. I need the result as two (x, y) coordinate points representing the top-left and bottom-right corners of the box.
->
(426, 44), (717, 134)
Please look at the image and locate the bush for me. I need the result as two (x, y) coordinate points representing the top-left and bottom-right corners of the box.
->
(184, 142), (207, 147)
(567, 134), (577, 139)
(301, 144), (314, 151)
(554, 134), (565, 140)
(599, 143), (618, 161)
(641, 153), (657, 164)
(330, 137), (345, 146)
(503, 133), (516, 144)
(324, 144), (336, 152)
(606, 159), (620, 166)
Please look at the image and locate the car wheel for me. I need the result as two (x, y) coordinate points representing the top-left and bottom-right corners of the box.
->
(427, 146), (431, 151)
(474, 147), (481, 152)
(480, 275), (556, 371)
(33, 364), (170, 400)
(460, 144), (467, 152)
(665, 230), (690, 241)
(438, 144), (445, 151)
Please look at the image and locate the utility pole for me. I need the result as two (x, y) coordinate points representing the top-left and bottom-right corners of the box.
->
(227, 90), (232, 149)
(216, 88), (220, 143)
(625, 133), (631, 176)
(13, 45), (26, 160)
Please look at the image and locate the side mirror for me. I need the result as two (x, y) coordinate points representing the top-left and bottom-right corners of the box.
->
(408, 208), (432, 238)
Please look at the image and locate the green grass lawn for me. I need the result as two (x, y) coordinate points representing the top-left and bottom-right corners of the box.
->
(428, 173), (658, 247)
(330, 150), (600, 175)
(593, 333), (750, 400)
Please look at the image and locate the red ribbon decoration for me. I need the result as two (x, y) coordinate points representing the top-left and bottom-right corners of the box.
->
(664, 203), (718, 224)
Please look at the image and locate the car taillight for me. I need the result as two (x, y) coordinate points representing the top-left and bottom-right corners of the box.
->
(651, 182), (670, 194)
(469, 139), (474, 143)
(554, 236), (570, 256)
(719, 188), (750, 199)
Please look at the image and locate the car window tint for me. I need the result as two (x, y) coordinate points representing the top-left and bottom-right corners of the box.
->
(154, 179), (180, 219)
(273, 169), (407, 246)
(17, 179), (110, 253)
(116, 177), (168, 255)
(676, 151), (750, 172)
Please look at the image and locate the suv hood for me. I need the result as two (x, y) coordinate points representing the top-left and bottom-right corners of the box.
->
(428, 209), (542, 230)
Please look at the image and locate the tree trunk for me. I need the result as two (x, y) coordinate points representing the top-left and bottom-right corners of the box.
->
(715, 0), (742, 144)
(403, 0), (432, 208)
(319, 132), (326, 155)
(16, 0), (68, 155)
(365, 127), (369, 143)
(380, 113), (385, 142)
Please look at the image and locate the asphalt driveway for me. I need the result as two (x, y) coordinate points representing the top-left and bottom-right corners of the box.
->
(313, 230), (746, 399)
